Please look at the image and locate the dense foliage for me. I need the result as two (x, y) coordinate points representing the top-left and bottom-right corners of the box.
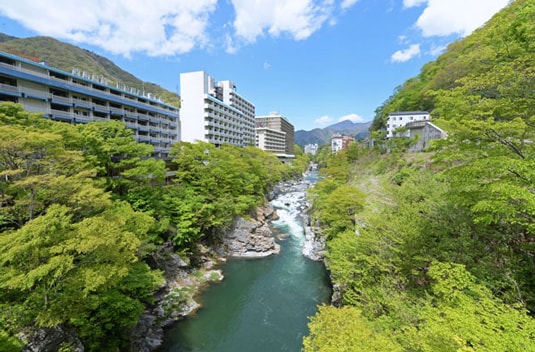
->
(305, 0), (535, 350)
(370, 0), (534, 131)
(0, 102), (306, 350)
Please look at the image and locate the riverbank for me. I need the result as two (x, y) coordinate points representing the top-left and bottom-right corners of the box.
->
(127, 170), (331, 351)
(130, 204), (280, 351)
(157, 170), (331, 351)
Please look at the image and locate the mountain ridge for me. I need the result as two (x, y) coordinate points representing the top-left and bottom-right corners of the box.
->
(295, 120), (371, 146)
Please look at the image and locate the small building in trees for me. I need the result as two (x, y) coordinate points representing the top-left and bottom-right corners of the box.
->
(331, 134), (355, 153)
(304, 144), (319, 155)
(406, 120), (447, 152)
(386, 111), (447, 152)
(386, 111), (429, 138)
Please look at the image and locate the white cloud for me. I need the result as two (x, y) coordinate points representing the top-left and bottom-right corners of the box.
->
(403, 0), (427, 8)
(0, 0), (217, 57)
(314, 115), (334, 125)
(429, 44), (447, 56)
(315, 113), (364, 125)
(0, 0), (362, 56)
(397, 35), (409, 44)
(229, 0), (337, 45)
(338, 113), (364, 123)
(413, 0), (509, 37)
(341, 0), (359, 10)
(263, 61), (272, 70)
(391, 43), (420, 63)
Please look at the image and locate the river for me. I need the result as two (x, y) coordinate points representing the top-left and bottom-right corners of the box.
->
(158, 173), (332, 352)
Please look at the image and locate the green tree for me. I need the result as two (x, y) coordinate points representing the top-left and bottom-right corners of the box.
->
(303, 305), (403, 352)
(403, 262), (535, 352)
(79, 121), (166, 195)
(0, 203), (162, 350)
(0, 110), (109, 231)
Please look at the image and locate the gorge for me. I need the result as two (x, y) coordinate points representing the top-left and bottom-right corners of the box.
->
(158, 172), (331, 352)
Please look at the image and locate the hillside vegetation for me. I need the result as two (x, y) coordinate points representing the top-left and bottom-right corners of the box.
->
(0, 35), (181, 107)
(370, 0), (534, 132)
(304, 0), (535, 350)
(0, 102), (309, 351)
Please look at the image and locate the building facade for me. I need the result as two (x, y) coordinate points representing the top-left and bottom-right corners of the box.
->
(0, 51), (180, 158)
(386, 111), (430, 138)
(179, 71), (256, 147)
(255, 112), (295, 155)
(304, 143), (318, 155)
(406, 120), (447, 152)
(331, 134), (355, 153)
(255, 128), (287, 154)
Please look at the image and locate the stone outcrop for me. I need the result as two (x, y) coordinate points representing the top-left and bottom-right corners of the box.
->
(20, 327), (84, 352)
(219, 204), (280, 258)
(129, 243), (223, 352)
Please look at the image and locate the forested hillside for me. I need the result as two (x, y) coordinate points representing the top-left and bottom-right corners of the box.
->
(370, 0), (534, 132)
(0, 35), (181, 107)
(0, 102), (309, 351)
(304, 0), (535, 350)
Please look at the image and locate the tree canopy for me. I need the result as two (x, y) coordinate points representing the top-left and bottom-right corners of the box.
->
(0, 102), (307, 350)
(305, 1), (535, 349)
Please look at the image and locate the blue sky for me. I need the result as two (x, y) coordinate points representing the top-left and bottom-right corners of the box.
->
(0, 0), (509, 131)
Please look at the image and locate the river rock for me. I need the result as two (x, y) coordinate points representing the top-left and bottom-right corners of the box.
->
(222, 217), (280, 258)
(20, 327), (84, 352)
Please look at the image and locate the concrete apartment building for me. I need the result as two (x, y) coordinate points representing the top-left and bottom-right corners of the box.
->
(179, 71), (256, 147)
(255, 112), (295, 156)
(386, 111), (430, 138)
(255, 127), (287, 154)
(0, 51), (180, 158)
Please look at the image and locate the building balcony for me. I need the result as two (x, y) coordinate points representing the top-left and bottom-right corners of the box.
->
(50, 95), (71, 105)
(73, 115), (93, 123)
(110, 106), (124, 116)
(137, 135), (151, 142)
(138, 113), (149, 121)
(125, 122), (138, 130)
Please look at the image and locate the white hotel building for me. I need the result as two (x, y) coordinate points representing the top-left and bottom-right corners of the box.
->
(179, 71), (256, 147)
(386, 111), (430, 138)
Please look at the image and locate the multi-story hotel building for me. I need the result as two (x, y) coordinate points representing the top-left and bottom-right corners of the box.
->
(179, 71), (256, 147)
(0, 51), (180, 158)
(255, 112), (295, 155)
(255, 127), (287, 155)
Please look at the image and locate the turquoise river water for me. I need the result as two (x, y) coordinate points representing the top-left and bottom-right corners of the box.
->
(159, 175), (332, 352)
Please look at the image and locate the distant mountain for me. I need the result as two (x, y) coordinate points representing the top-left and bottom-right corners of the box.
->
(0, 33), (17, 43)
(0, 34), (180, 106)
(295, 120), (371, 146)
